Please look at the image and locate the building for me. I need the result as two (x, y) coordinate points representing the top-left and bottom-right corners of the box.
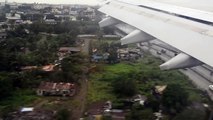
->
(42, 64), (55, 72)
(58, 47), (81, 58)
(9, 2), (19, 10)
(0, 2), (5, 8)
(6, 13), (21, 24)
(37, 82), (76, 97)
(44, 19), (57, 24)
(20, 66), (38, 71)
(154, 85), (167, 95)
(33, 3), (50, 10)
(58, 47), (81, 53)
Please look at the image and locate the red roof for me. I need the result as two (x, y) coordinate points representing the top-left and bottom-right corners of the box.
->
(38, 82), (75, 91)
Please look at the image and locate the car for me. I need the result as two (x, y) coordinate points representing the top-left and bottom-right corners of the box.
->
(209, 85), (213, 91)
(156, 51), (161, 55)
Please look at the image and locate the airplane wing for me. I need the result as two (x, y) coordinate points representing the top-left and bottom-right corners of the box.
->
(98, 0), (213, 70)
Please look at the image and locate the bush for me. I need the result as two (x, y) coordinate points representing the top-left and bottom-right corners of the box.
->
(56, 109), (70, 120)
(173, 108), (207, 120)
(102, 115), (113, 120)
(162, 84), (188, 113)
(126, 108), (155, 120)
(112, 78), (137, 97)
(147, 94), (160, 112)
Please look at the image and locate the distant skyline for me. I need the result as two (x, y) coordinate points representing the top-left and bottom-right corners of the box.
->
(0, 0), (100, 5)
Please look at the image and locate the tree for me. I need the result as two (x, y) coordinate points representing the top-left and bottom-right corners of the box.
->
(99, 42), (109, 53)
(162, 84), (188, 113)
(57, 33), (76, 46)
(0, 73), (13, 99)
(60, 54), (85, 82)
(102, 115), (112, 120)
(112, 75), (137, 97)
(107, 48), (118, 64)
(56, 109), (70, 120)
(173, 108), (207, 120)
(126, 107), (155, 120)
(147, 94), (160, 112)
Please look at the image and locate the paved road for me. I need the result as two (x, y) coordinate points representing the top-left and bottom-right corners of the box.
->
(138, 43), (213, 100)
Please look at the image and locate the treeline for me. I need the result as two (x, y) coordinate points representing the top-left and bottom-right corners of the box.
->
(28, 21), (100, 35)
(29, 21), (79, 34)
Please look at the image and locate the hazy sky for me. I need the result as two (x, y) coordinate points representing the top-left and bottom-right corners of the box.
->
(0, 0), (100, 5)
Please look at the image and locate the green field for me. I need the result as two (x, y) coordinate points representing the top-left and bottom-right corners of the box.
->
(87, 55), (203, 104)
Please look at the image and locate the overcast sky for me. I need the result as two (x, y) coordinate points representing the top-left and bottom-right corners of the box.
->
(0, 0), (100, 5)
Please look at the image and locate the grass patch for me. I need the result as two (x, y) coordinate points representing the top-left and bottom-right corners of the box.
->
(0, 89), (37, 107)
(87, 54), (203, 104)
(0, 89), (38, 117)
(87, 73), (116, 103)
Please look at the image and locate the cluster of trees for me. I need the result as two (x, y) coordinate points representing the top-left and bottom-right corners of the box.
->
(28, 20), (100, 35)
(126, 105), (155, 120)
(49, 53), (86, 83)
(56, 108), (70, 120)
(0, 20), (81, 101)
(93, 41), (124, 64)
(122, 84), (189, 119)
(111, 74), (137, 97)
(29, 21), (79, 35)
(99, 56), (191, 119)
(2, 20), (83, 68)
(0, 35), (57, 70)
(0, 70), (46, 100)
(162, 84), (188, 113)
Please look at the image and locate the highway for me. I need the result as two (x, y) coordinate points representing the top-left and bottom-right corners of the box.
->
(137, 42), (213, 100)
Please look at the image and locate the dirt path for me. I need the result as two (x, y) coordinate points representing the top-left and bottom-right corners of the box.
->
(81, 39), (91, 55)
(71, 39), (91, 120)
(71, 77), (88, 120)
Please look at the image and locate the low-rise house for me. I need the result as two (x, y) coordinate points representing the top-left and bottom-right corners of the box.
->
(42, 64), (55, 72)
(20, 107), (34, 113)
(6, 13), (21, 20)
(59, 47), (81, 53)
(58, 47), (81, 58)
(132, 94), (147, 105)
(21, 66), (38, 71)
(117, 49), (129, 60)
(91, 54), (103, 62)
(155, 85), (167, 95)
(117, 48), (141, 61)
(37, 82), (76, 97)
(8, 109), (54, 120)
(45, 19), (57, 24)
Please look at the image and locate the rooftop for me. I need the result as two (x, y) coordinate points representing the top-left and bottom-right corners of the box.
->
(59, 47), (81, 52)
(38, 82), (75, 91)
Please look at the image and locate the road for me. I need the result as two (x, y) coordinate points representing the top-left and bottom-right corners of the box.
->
(81, 39), (91, 55)
(138, 42), (213, 100)
(71, 38), (91, 120)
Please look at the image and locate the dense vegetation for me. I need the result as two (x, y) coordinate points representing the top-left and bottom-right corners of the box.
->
(87, 52), (209, 119)
(0, 20), (95, 117)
